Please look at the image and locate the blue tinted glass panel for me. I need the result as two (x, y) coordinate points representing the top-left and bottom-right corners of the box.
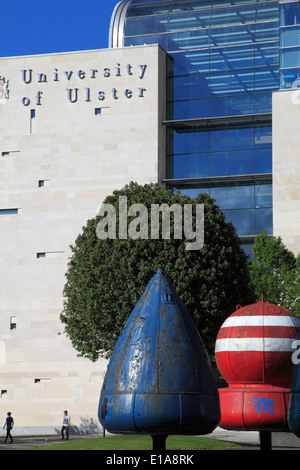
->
(255, 43), (279, 67)
(173, 186), (209, 199)
(255, 125), (272, 148)
(210, 5), (256, 28)
(256, 1), (279, 22)
(169, 52), (193, 76)
(168, 10), (212, 32)
(255, 148), (272, 173)
(185, 53), (210, 74)
(172, 129), (210, 154)
(172, 75), (210, 100)
(169, 50), (210, 75)
(212, 0), (256, 7)
(281, 46), (300, 67)
(171, 99), (210, 119)
(171, 183), (272, 236)
(210, 45), (255, 72)
(171, 0), (213, 12)
(127, 1), (172, 17)
(255, 68), (279, 91)
(173, 153), (210, 178)
(211, 184), (254, 209)
(170, 45), (278, 76)
(210, 149), (254, 176)
(210, 71), (255, 95)
(211, 127), (254, 152)
(280, 25), (300, 47)
(255, 22), (279, 42)
(254, 93), (272, 113)
(167, 29), (210, 51)
(210, 94), (255, 117)
(125, 15), (169, 35)
(280, 2), (300, 26)
(255, 183), (272, 207)
(223, 209), (255, 236)
(280, 67), (300, 88)
(210, 24), (256, 47)
(255, 208), (273, 234)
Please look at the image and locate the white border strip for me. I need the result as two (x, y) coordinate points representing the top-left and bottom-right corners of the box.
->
(215, 337), (296, 352)
(220, 315), (300, 328)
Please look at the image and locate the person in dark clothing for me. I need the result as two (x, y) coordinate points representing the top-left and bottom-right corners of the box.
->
(3, 412), (14, 443)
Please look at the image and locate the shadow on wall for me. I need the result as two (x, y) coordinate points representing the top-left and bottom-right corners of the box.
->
(54, 417), (102, 435)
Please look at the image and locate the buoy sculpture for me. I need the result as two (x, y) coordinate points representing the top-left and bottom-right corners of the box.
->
(98, 269), (221, 450)
(215, 298), (300, 450)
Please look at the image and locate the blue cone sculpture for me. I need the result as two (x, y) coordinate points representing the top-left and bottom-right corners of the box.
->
(98, 269), (221, 437)
(288, 328), (300, 437)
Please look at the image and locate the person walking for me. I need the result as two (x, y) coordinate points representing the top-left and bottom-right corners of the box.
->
(3, 412), (14, 443)
(61, 410), (70, 440)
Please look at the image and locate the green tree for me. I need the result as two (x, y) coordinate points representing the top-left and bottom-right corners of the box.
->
(250, 230), (300, 315)
(61, 182), (254, 361)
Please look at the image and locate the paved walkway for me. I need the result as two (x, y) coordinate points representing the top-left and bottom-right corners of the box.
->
(204, 427), (260, 446)
(0, 433), (101, 450)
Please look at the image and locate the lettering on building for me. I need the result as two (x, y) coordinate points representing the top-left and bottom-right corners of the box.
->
(20, 63), (148, 106)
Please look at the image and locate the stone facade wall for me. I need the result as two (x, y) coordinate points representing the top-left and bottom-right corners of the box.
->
(0, 44), (166, 434)
(272, 89), (300, 257)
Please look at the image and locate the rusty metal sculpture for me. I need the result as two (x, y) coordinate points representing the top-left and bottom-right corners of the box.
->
(98, 269), (220, 450)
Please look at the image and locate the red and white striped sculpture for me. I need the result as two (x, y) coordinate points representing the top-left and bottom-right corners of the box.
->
(215, 298), (300, 431)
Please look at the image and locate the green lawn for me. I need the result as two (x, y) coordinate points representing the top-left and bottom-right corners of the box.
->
(27, 434), (241, 451)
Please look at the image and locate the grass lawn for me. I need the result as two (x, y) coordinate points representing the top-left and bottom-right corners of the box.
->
(27, 434), (241, 451)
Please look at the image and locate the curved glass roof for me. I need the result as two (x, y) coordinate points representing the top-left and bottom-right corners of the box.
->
(109, 0), (279, 49)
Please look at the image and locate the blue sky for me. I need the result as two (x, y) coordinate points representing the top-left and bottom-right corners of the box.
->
(1, 0), (119, 57)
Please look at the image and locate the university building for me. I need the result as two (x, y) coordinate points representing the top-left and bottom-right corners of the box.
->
(0, 0), (299, 433)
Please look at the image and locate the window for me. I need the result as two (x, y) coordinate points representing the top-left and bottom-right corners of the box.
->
(10, 316), (16, 330)
(34, 378), (52, 384)
(95, 108), (102, 115)
(38, 179), (49, 188)
(36, 251), (64, 259)
(1, 151), (20, 157)
(172, 180), (272, 236)
(1, 390), (7, 398)
(168, 124), (272, 179)
(279, 1), (300, 88)
(280, 1), (300, 27)
(0, 208), (19, 215)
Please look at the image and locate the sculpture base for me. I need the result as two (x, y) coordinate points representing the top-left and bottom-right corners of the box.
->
(219, 385), (290, 432)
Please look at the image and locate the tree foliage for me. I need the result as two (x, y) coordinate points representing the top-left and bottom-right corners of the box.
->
(60, 182), (254, 361)
(250, 230), (300, 315)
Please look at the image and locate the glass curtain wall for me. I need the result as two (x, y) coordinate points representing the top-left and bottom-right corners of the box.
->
(280, 0), (300, 88)
(122, 0), (280, 256)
